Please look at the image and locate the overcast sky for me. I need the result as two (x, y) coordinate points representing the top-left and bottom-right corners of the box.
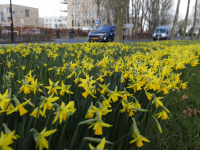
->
(0, 0), (196, 18)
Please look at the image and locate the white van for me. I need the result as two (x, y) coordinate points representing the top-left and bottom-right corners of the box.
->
(153, 26), (172, 41)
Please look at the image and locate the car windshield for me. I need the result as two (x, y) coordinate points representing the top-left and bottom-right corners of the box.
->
(155, 29), (167, 33)
(95, 26), (112, 32)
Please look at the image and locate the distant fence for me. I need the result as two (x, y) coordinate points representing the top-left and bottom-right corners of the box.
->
(3, 26), (89, 37)
(0, 34), (52, 43)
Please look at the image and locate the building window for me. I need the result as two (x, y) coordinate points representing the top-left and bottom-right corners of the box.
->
(3, 8), (6, 13)
(50, 18), (52, 22)
(7, 17), (11, 22)
(78, 20), (80, 27)
(75, 11), (77, 19)
(25, 9), (29, 17)
(7, 7), (10, 13)
(58, 19), (61, 22)
(78, 12), (80, 19)
(87, 11), (89, 18)
(72, 3), (74, 10)
(75, 3), (76, 10)
(46, 18), (48, 22)
(54, 18), (57, 22)
(55, 24), (57, 28)
(72, 20), (74, 27)
(83, 12), (86, 19)
(75, 20), (76, 27)
(72, 12), (75, 19)
(78, 3), (80, 10)
(83, 20), (86, 26)
(45, 24), (48, 28)
(84, 3), (86, 10)
(93, 2), (95, 10)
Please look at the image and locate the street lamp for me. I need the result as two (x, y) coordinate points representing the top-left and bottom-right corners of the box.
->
(10, 0), (14, 42)
(18, 10), (22, 35)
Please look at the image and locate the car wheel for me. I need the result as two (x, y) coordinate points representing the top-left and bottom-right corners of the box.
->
(107, 36), (112, 42)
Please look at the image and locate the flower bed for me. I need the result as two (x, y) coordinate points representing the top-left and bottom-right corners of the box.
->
(0, 40), (200, 149)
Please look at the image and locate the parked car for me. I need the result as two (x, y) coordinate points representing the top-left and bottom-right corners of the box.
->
(153, 26), (172, 41)
(24, 29), (40, 35)
(2, 29), (9, 35)
(2, 29), (18, 35)
(88, 25), (116, 42)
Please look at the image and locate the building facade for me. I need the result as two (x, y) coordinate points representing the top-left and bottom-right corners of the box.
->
(44, 16), (67, 29)
(0, 4), (41, 28)
(65, 0), (105, 30)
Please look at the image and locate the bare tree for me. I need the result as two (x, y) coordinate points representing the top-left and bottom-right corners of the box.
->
(182, 0), (190, 40)
(197, 1), (200, 39)
(171, 0), (181, 40)
(191, 0), (198, 39)
(114, 0), (126, 42)
(145, 0), (173, 38)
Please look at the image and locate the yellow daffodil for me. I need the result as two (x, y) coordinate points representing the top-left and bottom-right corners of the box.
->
(40, 94), (59, 115)
(30, 107), (46, 118)
(8, 96), (31, 116)
(78, 74), (96, 88)
(155, 109), (170, 120)
(88, 119), (112, 135)
(85, 102), (95, 119)
(24, 70), (34, 83)
(89, 137), (106, 150)
(2, 123), (19, 144)
(0, 89), (10, 110)
(22, 66), (26, 70)
(44, 79), (60, 95)
(107, 88), (123, 102)
(93, 104), (112, 119)
(152, 95), (163, 108)
(59, 81), (73, 96)
(30, 127), (57, 150)
(130, 131), (150, 147)
(52, 101), (76, 124)
(0, 130), (15, 150)
(29, 78), (43, 94)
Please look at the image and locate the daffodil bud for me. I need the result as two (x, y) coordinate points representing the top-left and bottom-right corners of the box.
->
(84, 137), (113, 144)
(78, 119), (97, 126)
(2, 123), (12, 134)
(152, 116), (162, 134)
(131, 117), (139, 138)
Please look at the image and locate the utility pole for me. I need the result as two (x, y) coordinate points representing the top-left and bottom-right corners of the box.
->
(10, 0), (14, 42)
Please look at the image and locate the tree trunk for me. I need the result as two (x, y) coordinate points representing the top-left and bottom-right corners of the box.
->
(140, 0), (145, 37)
(171, 0), (181, 40)
(132, 0), (134, 37)
(104, 0), (111, 25)
(191, 0), (198, 39)
(182, 0), (190, 40)
(114, 0), (126, 43)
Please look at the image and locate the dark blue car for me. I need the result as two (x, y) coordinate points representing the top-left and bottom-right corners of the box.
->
(88, 25), (116, 42)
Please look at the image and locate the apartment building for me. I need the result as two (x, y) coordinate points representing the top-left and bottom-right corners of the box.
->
(0, 4), (41, 28)
(65, 0), (105, 30)
(44, 16), (67, 29)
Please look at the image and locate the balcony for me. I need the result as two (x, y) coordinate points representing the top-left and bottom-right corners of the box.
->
(59, 16), (67, 20)
(60, 9), (68, 12)
(60, 0), (67, 4)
